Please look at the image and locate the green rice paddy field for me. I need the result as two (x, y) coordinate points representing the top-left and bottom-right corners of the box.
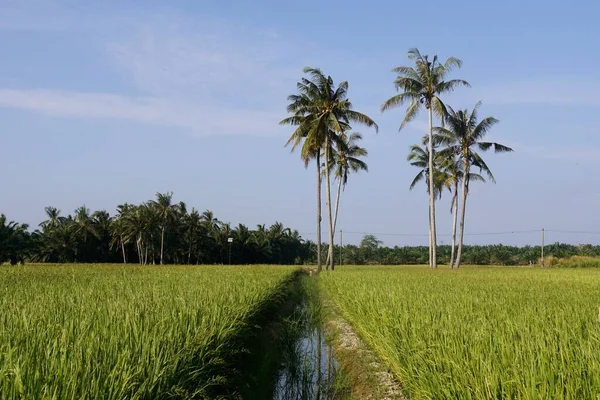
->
(0, 265), (297, 399)
(320, 266), (600, 399)
(2, 264), (600, 399)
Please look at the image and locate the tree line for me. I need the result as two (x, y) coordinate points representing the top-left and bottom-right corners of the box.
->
(302, 235), (600, 266)
(0, 192), (310, 265)
(2, 211), (597, 266)
(282, 48), (512, 271)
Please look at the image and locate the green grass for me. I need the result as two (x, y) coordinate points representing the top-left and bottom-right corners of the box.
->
(0, 264), (298, 399)
(319, 265), (600, 399)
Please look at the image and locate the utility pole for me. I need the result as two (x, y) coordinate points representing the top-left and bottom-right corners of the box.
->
(339, 230), (343, 267)
(541, 228), (545, 267)
(228, 237), (233, 265)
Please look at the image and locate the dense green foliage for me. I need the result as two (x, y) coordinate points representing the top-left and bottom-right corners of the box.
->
(320, 266), (600, 399)
(0, 215), (29, 265)
(2, 206), (599, 267)
(0, 193), (309, 265)
(307, 237), (600, 266)
(0, 265), (297, 399)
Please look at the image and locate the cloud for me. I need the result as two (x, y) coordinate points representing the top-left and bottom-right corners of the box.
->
(0, 7), (314, 136)
(0, 89), (283, 136)
(107, 21), (299, 101)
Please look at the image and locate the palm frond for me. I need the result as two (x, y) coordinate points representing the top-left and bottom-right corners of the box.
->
(409, 170), (425, 190)
(380, 92), (418, 112)
(400, 101), (421, 130)
(471, 153), (496, 184)
(471, 116), (500, 142)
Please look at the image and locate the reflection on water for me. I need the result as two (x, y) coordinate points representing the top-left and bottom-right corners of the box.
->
(273, 300), (348, 400)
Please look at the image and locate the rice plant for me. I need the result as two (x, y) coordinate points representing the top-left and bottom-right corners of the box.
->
(320, 266), (600, 399)
(0, 264), (297, 399)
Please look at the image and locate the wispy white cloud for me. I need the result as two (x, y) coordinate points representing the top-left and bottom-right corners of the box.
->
(106, 18), (300, 102)
(0, 89), (282, 136)
(0, 5), (313, 136)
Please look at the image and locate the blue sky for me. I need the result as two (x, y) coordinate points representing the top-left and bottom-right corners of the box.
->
(1, 0), (600, 246)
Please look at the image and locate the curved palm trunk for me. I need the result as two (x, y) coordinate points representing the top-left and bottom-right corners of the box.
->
(316, 152), (323, 272)
(454, 160), (469, 268)
(326, 176), (343, 269)
(137, 235), (143, 265)
(450, 181), (459, 268)
(325, 138), (335, 271)
(427, 107), (438, 268)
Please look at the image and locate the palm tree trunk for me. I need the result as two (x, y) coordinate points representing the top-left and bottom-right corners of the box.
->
(121, 241), (127, 264)
(428, 208), (432, 264)
(137, 236), (142, 264)
(450, 181), (459, 267)
(160, 226), (165, 265)
(427, 106), (438, 268)
(316, 152), (322, 272)
(326, 177), (343, 268)
(325, 138), (335, 271)
(454, 160), (469, 268)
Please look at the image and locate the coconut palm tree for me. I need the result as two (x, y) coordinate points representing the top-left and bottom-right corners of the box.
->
(73, 206), (100, 262)
(381, 48), (469, 268)
(121, 203), (156, 265)
(407, 143), (452, 200)
(110, 203), (132, 263)
(150, 192), (177, 265)
(40, 206), (64, 230)
(201, 210), (221, 232)
(182, 208), (204, 264)
(433, 102), (513, 268)
(437, 153), (485, 267)
(407, 142), (453, 263)
(325, 132), (368, 269)
(281, 67), (378, 271)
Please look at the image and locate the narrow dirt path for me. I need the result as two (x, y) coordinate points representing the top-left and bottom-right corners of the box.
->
(322, 297), (406, 400)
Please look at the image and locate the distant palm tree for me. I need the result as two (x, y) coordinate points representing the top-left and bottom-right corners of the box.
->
(434, 102), (513, 268)
(121, 204), (155, 265)
(92, 210), (111, 236)
(111, 203), (132, 263)
(183, 208), (204, 264)
(232, 223), (253, 264)
(325, 132), (368, 269)
(150, 192), (177, 265)
(74, 206), (99, 242)
(381, 48), (469, 268)
(40, 207), (64, 230)
(201, 210), (221, 233)
(281, 67), (378, 271)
